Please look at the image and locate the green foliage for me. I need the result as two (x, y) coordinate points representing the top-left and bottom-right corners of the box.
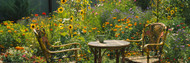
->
(135, 0), (151, 11)
(0, 47), (44, 62)
(163, 29), (190, 63)
(0, 0), (32, 22)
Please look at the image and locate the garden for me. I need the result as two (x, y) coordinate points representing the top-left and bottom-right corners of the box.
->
(0, 0), (190, 63)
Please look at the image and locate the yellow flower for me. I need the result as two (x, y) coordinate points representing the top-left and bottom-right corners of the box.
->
(0, 30), (3, 33)
(4, 22), (8, 25)
(134, 22), (137, 26)
(26, 17), (30, 19)
(110, 24), (113, 26)
(88, 6), (91, 9)
(32, 20), (36, 22)
(129, 27), (133, 30)
(77, 0), (80, 2)
(30, 24), (36, 29)
(82, 29), (87, 33)
(127, 19), (130, 21)
(92, 27), (97, 30)
(8, 30), (12, 33)
(10, 23), (13, 26)
(122, 31), (124, 34)
(181, 4), (184, 7)
(82, 16), (84, 20)
(121, 19), (124, 21)
(167, 16), (171, 20)
(97, 31), (100, 33)
(74, 32), (77, 34)
(128, 24), (132, 27)
(70, 16), (73, 21)
(7, 26), (10, 29)
(80, 10), (84, 15)
(112, 17), (117, 19)
(22, 17), (25, 19)
(83, 26), (87, 29)
(113, 29), (117, 31)
(11, 28), (14, 31)
(60, 27), (64, 29)
(58, 7), (64, 13)
(61, 0), (67, 4)
(10, 21), (14, 23)
(59, 19), (62, 22)
(105, 22), (109, 25)
(170, 10), (175, 15)
(135, 16), (139, 18)
(123, 22), (126, 24)
(59, 23), (64, 27)
(14, 30), (17, 33)
(68, 24), (73, 30)
(115, 25), (119, 28)
(166, 7), (170, 11)
(175, 7), (177, 12)
(146, 20), (150, 23)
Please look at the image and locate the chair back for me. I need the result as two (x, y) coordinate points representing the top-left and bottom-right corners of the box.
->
(143, 23), (167, 44)
(33, 29), (51, 63)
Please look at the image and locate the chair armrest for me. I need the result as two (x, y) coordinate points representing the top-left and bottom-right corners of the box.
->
(48, 48), (81, 53)
(50, 43), (81, 48)
(144, 42), (164, 47)
(143, 42), (164, 52)
(125, 38), (142, 42)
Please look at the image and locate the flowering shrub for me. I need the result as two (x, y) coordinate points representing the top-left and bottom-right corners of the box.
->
(163, 29), (190, 63)
(0, 47), (45, 63)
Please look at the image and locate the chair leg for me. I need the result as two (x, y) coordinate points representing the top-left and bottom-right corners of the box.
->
(142, 50), (144, 56)
(159, 49), (162, 63)
(147, 51), (150, 63)
(75, 45), (78, 63)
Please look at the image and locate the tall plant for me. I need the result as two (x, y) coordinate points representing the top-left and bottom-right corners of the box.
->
(0, 0), (31, 22)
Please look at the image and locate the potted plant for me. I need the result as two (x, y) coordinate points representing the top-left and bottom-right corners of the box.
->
(96, 31), (105, 43)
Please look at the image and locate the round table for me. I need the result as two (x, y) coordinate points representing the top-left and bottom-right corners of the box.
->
(88, 40), (130, 63)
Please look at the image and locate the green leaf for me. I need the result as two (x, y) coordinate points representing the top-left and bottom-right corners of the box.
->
(61, 32), (68, 36)
(88, 49), (91, 53)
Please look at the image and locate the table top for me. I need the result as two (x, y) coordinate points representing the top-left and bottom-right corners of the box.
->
(88, 40), (130, 48)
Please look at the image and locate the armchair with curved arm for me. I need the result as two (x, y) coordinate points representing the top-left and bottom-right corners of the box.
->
(125, 23), (168, 63)
(33, 28), (81, 63)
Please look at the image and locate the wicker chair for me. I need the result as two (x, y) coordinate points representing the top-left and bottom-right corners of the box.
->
(33, 28), (81, 63)
(125, 23), (169, 63)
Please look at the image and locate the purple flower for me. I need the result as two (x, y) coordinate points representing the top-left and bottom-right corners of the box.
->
(181, 45), (185, 48)
(134, 0), (136, 2)
(115, 9), (119, 12)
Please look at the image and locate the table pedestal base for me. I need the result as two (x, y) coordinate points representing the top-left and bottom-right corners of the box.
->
(90, 47), (126, 63)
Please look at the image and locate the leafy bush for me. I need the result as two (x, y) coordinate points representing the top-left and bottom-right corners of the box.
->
(0, 47), (44, 63)
(0, 0), (31, 22)
(163, 29), (190, 63)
